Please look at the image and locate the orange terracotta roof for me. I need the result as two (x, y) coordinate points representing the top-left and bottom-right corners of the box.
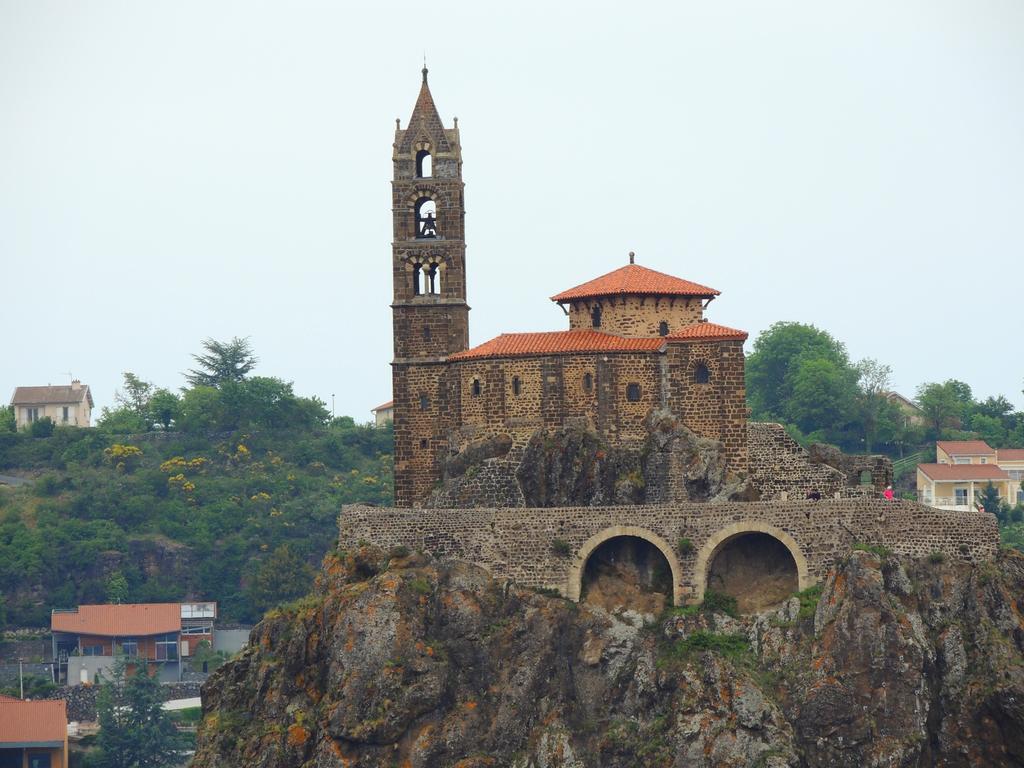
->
(371, 400), (394, 412)
(449, 330), (665, 361)
(51, 603), (181, 637)
(998, 449), (1024, 462)
(936, 440), (995, 456)
(551, 263), (719, 302)
(666, 322), (748, 342)
(0, 699), (66, 743)
(917, 463), (1010, 481)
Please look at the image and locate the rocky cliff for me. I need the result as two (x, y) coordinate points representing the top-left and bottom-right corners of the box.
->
(193, 545), (1024, 767)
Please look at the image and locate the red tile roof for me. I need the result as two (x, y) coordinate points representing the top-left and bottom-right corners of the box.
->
(449, 330), (666, 361)
(0, 699), (67, 744)
(551, 264), (720, 302)
(936, 440), (995, 456)
(917, 463), (1010, 481)
(51, 603), (181, 637)
(998, 449), (1024, 462)
(666, 322), (748, 342)
(371, 400), (394, 412)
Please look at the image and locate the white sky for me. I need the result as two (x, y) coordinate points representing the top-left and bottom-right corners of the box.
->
(2, 1), (1022, 420)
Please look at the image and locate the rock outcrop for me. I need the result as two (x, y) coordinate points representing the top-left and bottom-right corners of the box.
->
(193, 545), (1024, 767)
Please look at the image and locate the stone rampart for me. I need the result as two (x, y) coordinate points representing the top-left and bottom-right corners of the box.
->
(340, 500), (999, 606)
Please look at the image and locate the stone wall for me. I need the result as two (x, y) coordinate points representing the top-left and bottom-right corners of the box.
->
(340, 499), (999, 605)
(747, 422), (849, 500)
(566, 295), (704, 336)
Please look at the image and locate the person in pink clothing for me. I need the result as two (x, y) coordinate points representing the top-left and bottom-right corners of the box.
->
(883, 485), (895, 500)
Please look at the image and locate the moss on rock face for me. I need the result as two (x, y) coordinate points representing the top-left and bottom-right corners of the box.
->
(194, 545), (1024, 768)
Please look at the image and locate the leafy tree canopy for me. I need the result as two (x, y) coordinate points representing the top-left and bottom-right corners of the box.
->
(185, 336), (258, 388)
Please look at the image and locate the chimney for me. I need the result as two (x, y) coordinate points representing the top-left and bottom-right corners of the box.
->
(71, 380), (81, 390)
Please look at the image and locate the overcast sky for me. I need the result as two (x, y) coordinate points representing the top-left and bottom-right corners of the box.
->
(2, 1), (1022, 421)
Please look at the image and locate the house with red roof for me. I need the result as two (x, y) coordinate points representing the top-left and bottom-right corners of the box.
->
(917, 440), (1024, 510)
(0, 696), (68, 768)
(50, 602), (216, 686)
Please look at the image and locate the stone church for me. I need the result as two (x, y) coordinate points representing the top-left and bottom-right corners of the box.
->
(390, 70), (884, 508)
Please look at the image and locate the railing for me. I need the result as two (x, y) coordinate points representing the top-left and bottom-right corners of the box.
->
(892, 451), (928, 479)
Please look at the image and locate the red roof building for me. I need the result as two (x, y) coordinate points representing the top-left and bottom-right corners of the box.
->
(0, 698), (68, 767)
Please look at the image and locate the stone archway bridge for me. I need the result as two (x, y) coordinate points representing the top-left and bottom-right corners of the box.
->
(340, 500), (999, 605)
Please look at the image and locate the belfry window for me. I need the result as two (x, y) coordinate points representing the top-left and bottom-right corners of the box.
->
(412, 263), (423, 295)
(427, 263), (441, 294)
(658, 321), (669, 337)
(415, 198), (438, 239)
(591, 306), (602, 328)
(693, 363), (710, 385)
(416, 150), (432, 178)
(626, 383), (641, 402)
(471, 378), (481, 397)
(512, 376), (521, 396)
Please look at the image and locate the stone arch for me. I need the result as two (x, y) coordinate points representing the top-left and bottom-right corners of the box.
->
(567, 526), (684, 606)
(693, 521), (810, 603)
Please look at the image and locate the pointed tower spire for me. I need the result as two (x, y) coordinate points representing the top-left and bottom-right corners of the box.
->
(401, 66), (451, 153)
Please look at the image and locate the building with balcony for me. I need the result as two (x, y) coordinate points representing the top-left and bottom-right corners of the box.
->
(917, 440), (1024, 511)
(50, 602), (217, 686)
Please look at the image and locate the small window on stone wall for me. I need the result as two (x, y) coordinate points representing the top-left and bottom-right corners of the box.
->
(658, 321), (669, 336)
(859, 470), (873, 485)
(626, 383), (641, 402)
(591, 306), (602, 328)
(419, 394), (429, 411)
(694, 363), (710, 384)
(583, 372), (593, 392)
(419, 438), (428, 448)
(416, 149), (432, 178)
(512, 376), (521, 396)
(472, 379), (481, 397)
(423, 326), (431, 342)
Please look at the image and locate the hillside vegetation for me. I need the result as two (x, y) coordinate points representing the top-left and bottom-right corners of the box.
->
(0, 339), (392, 628)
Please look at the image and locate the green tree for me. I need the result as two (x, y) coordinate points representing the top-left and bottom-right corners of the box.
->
(915, 381), (964, 438)
(94, 657), (187, 768)
(856, 358), (892, 452)
(114, 372), (154, 419)
(147, 389), (180, 430)
(96, 407), (148, 435)
(782, 357), (859, 438)
(106, 571), (129, 604)
(185, 337), (258, 387)
(0, 406), (15, 433)
(244, 544), (316, 615)
(978, 482), (1005, 522)
(29, 417), (55, 438)
(746, 322), (851, 420)
(175, 387), (225, 433)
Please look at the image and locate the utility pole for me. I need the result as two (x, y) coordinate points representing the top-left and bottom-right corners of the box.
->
(19, 661), (24, 699)
(331, 394), (335, 419)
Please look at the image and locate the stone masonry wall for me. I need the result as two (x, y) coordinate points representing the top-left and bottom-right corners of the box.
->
(341, 499), (999, 604)
(567, 296), (705, 337)
(747, 422), (849, 500)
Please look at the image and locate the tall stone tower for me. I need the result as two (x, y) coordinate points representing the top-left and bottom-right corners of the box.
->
(391, 68), (469, 507)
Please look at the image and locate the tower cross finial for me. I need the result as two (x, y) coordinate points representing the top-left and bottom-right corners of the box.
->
(422, 54), (428, 83)
(629, 251), (635, 264)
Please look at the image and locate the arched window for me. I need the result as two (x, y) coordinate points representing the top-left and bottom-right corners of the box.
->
(416, 150), (432, 178)
(412, 263), (423, 295)
(512, 376), (521, 396)
(419, 393), (429, 411)
(415, 198), (438, 239)
(471, 378), (481, 397)
(423, 326), (431, 342)
(626, 383), (641, 402)
(859, 470), (873, 486)
(427, 263), (441, 294)
(583, 372), (593, 392)
(658, 321), (669, 337)
(693, 363), (710, 384)
(591, 305), (602, 328)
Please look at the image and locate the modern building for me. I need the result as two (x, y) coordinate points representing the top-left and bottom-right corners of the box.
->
(371, 400), (394, 427)
(0, 695), (68, 768)
(50, 602), (216, 685)
(9, 382), (93, 429)
(917, 440), (1024, 510)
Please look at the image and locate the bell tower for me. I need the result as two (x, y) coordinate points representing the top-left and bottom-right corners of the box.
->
(391, 67), (469, 507)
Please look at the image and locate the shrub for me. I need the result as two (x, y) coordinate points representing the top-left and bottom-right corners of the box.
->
(665, 630), (749, 662)
(702, 590), (738, 618)
(388, 545), (410, 559)
(677, 537), (694, 555)
(551, 539), (571, 556)
(29, 418), (55, 438)
(408, 577), (432, 595)
(851, 542), (891, 558)
(795, 584), (822, 620)
(928, 551), (946, 565)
